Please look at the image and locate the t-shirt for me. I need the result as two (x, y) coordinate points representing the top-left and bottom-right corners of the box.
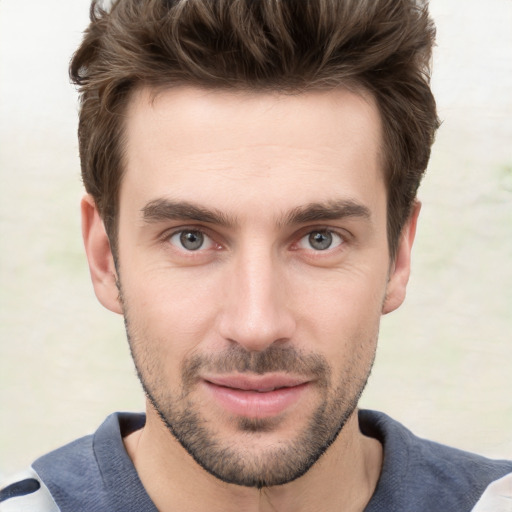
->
(1, 410), (511, 511)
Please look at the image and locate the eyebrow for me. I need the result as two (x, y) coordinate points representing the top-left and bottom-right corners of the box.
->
(141, 198), (371, 227)
(281, 200), (372, 226)
(142, 199), (235, 227)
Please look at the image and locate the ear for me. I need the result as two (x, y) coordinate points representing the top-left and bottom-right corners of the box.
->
(81, 194), (123, 314)
(382, 201), (421, 315)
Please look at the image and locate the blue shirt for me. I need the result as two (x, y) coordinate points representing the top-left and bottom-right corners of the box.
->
(1, 410), (511, 511)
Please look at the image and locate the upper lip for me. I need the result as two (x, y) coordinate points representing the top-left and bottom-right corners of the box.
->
(203, 374), (310, 392)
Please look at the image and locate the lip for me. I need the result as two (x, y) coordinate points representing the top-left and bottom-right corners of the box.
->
(202, 374), (311, 419)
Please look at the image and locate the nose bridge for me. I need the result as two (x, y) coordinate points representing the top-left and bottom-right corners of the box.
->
(218, 240), (295, 351)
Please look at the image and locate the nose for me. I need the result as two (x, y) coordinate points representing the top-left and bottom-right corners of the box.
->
(217, 245), (296, 352)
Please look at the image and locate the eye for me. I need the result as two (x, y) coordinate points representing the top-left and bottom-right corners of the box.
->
(297, 230), (344, 251)
(169, 229), (215, 251)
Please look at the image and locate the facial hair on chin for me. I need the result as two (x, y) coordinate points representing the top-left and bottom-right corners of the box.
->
(124, 311), (376, 488)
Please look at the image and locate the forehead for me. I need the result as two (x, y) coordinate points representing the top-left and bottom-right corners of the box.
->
(120, 86), (385, 220)
(125, 85), (382, 154)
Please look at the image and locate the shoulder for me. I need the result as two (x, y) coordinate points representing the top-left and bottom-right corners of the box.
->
(0, 467), (60, 512)
(471, 472), (512, 512)
(1, 412), (149, 512)
(0, 433), (95, 512)
(360, 409), (512, 512)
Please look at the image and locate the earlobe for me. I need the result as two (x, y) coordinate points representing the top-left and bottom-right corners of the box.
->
(382, 201), (421, 315)
(81, 195), (123, 314)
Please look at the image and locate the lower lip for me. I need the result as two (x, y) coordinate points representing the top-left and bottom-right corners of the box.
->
(203, 381), (310, 418)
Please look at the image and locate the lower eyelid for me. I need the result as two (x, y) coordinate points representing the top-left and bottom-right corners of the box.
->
(168, 230), (216, 251)
(296, 230), (345, 251)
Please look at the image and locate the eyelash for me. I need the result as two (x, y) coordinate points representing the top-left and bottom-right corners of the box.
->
(164, 227), (221, 253)
(162, 225), (349, 255)
(295, 229), (346, 252)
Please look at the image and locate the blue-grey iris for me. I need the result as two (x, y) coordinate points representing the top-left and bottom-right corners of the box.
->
(309, 231), (332, 250)
(180, 230), (204, 250)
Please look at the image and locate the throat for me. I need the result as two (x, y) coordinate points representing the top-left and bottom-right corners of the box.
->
(122, 407), (382, 512)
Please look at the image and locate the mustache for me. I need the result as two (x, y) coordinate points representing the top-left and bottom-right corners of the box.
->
(182, 344), (331, 386)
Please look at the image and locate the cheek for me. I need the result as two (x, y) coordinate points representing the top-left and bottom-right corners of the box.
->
(120, 267), (224, 356)
(291, 266), (386, 351)
(294, 264), (388, 318)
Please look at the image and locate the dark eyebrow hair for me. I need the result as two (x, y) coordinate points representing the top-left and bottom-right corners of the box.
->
(282, 200), (372, 226)
(141, 198), (371, 228)
(141, 199), (235, 227)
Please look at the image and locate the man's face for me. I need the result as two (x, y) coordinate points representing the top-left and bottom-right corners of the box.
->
(101, 86), (407, 487)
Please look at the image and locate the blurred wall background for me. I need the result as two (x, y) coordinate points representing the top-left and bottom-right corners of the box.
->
(0, 0), (511, 478)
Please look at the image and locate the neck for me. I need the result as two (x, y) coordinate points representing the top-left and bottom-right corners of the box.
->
(124, 406), (382, 512)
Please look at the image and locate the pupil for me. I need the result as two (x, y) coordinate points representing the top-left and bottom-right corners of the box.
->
(309, 231), (332, 250)
(180, 231), (203, 250)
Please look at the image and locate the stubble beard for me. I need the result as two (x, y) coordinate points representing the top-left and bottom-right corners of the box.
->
(118, 278), (377, 488)
(125, 330), (376, 488)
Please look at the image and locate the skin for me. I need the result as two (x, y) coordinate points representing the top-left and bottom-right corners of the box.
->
(82, 86), (419, 512)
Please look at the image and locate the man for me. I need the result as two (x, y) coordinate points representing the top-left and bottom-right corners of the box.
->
(1, 0), (511, 511)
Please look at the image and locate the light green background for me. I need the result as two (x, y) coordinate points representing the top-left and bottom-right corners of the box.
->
(1, 0), (511, 478)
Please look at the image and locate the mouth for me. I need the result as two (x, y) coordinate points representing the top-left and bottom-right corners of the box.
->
(202, 374), (311, 419)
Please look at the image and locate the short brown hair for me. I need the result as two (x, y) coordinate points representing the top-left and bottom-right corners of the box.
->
(70, 0), (439, 258)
